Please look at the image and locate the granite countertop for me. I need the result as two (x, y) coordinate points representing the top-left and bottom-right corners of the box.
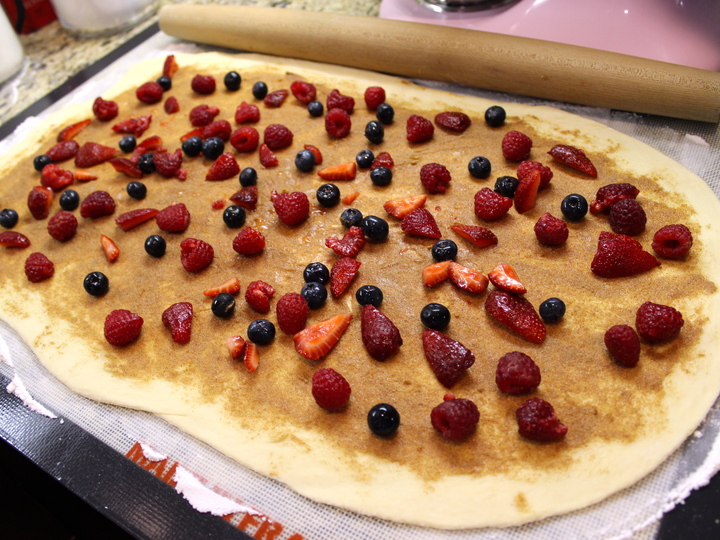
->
(0, 0), (380, 128)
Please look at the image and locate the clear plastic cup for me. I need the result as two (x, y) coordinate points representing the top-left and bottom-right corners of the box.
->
(49, 0), (158, 38)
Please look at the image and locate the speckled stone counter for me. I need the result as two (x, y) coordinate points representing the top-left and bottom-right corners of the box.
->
(0, 0), (380, 128)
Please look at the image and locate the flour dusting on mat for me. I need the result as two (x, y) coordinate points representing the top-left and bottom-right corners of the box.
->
(139, 441), (167, 462)
(6, 375), (57, 418)
(173, 465), (261, 517)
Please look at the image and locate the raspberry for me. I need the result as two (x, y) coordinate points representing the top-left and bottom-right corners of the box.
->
(47, 210), (78, 242)
(46, 141), (79, 163)
(502, 130), (532, 161)
(635, 301), (684, 343)
(230, 126), (260, 153)
(80, 191), (116, 218)
(191, 74), (216, 94)
(363, 86), (386, 110)
(263, 124), (294, 150)
(234, 102), (260, 123)
(371, 151), (393, 169)
(312, 368), (351, 411)
(290, 80), (317, 105)
(202, 120), (232, 142)
(609, 198), (646, 236)
(517, 160), (553, 188)
(325, 108), (351, 138)
(24, 252), (54, 282)
(245, 280), (275, 314)
(232, 227), (266, 255)
(27, 186), (53, 220)
(434, 111), (471, 133)
(430, 397), (479, 441)
(652, 224), (693, 259)
(40, 164), (74, 191)
(325, 226), (366, 258)
(206, 152), (240, 181)
(162, 302), (193, 344)
(276, 292), (309, 334)
(92, 97), (119, 121)
(156, 203), (190, 233)
(136, 81), (164, 104)
(326, 89), (355, 113)
(495, 351), (541, 395)
(154, 149), (184, 178)
(516, 398), (567, 442)
(180, 238), (214, 272)
(272, 191), (309, 226)
(589, 183), (639, 214)
(422, 329), (474, 387)
(406, 114), (434, 143)
(604, 324), (641, 367)
(164, 96), (180, 114)
(401, 208), (442, 239)
(188, 104), (220, 127)
(264, 89), (289, 108)
(420, 163), (451, 194)
(473, 187), (512, 221)
(104, 309), (143, 346)
(534, 212), (569, 246)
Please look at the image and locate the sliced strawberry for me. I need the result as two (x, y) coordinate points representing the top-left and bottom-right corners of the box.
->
(371, 151), (394, 170)
(57, 119), (91, 142)
(423, 260), (451, 287)
(488, 263), (527, 294)
(485, 290), (546, 343)
(401, 208), (441, 239)
(450, 223), (498, 248)
(115, 208), (159, 231)
(243, 341), (260, 373)
(75, 142), (117, 168)
(448, 262), (489, 294)
(112, 115), (152, 138)
(317, 162), (356, 181)
(163, 54), (179, 78)
(0, 231), (30, 248)
(325, 226), (366, 258)
(206, 152), (240, 181)
(229, 185), (258, 211)
(422, 329), (475, 388)
(100, 234), (120, 262)
(304, 144), (323, 165)
(591, 231), (660, 278)
(162, 302), (193, 344)
(109, 157), (143, 178)
(137, 135), (164, 153)
(259, 143), (278, 168)
(514, 169), (541, 214)
(361, 305), (403, 361)
(104, 309), (143, 346)
(46, 140), (79, 162)
(226, 335), (246, 360)
(203, 277), (241, 297)
(245, 280), (275, 314)
(156, 203), (190, 233)
(548, 144), (597, 177)
(74, 169), (98, 182)
(342, 191), (359, 205)
(27, 186), (53, 220)
(383, 194), (427, 219)
(181, 127), (204, 143)
(330, 257), (361, 298)
(293, 313), (352, 360)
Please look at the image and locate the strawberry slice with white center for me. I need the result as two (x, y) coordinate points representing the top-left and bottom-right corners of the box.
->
(448, 262), (489, 294)
(293, 313), (352, 360)
(488, 263), (527, 294)
(204, 277), (241, 297)
(383, 194), (427, 219)
(422, 260), (450, 287)
(317, 162), (356, 181)
(513, 169), (541, 214)
(226, 335), (246, 360)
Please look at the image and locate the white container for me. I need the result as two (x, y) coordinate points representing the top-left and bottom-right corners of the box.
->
(0, 8), (24, 84)
(49, 0), (158, 38)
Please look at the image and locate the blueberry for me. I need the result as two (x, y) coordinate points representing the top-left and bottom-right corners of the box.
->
(468, 156), (491, 179)
(367, 403), (400, 436)
(340, 208), (363, 228)
(201, 137), (225, 160)
(0, 208), (18, 229)
(295, 149), (316, 172)
(59, 190), (80, 211)
(421, 303), (451, 330)
(138, 153), (156, 174)
(361, 215), (389, 242)
(126, 181), (147, 200)
(239, 167), (258, 186)
(212, 292), (236, 318)
(561, 193), (589, 222)
(431, 239), (458, 262)
(156, 75), (172, 91)
(33, 155), (52, 172)
(144, 234), (166, 257)
(223, 205), (246, 228)
(83, 271), (109, 297)
(355, 285), (383, 307)
(356, 149), (375, 169)
(376, 103), (395, 125)
(307, 100), (324, 117)
(252, 81), (268, 100)
(539, 297), (566, 323)
(224, 71), (242, 91)
(316, 183), (340, 208)
(303, 262), (330, 284)
(485, 105), (506, 127)
(301, 282), (327, 310)
(182, 135), (203, 157)
(494, 176), (520, 198)
(248, 319), (275, 345)
(119, 135), (137, 153)
(369, 166), (392, 187)
(364, 120), (384, 144)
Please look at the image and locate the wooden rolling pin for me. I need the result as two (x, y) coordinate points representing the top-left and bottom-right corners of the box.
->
(159, 5), (720, 122)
